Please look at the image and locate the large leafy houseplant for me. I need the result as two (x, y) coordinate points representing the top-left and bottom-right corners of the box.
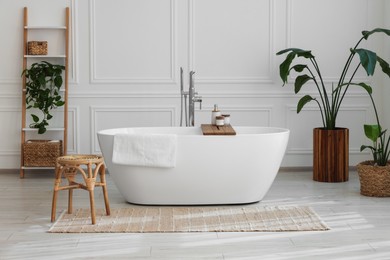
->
(22, 61), (65, 134)
(276, 28), (390, 129)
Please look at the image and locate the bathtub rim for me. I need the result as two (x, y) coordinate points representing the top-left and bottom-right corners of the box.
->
(97, 126), (290, 136)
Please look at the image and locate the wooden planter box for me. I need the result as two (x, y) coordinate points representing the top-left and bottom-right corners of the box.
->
(23, 140), (63, 167)
(313, 128), (349, 182)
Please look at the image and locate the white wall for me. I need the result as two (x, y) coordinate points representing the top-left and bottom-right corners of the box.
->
(0, 0), (388, 169)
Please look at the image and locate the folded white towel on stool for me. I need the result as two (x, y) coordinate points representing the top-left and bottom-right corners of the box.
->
(112, 134), (177, 168)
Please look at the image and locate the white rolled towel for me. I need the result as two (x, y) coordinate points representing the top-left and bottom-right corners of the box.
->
(112, 133), (177, 168)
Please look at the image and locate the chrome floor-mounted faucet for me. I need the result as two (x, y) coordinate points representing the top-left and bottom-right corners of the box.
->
(180, 67), (202, 127)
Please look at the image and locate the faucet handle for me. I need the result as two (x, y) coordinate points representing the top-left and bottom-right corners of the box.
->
(195, 96), (202, 110)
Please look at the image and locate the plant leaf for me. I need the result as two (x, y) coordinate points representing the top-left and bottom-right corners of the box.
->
(55, 101), (65, 107)
(297, 95), (315, 113)
(277, 48), (314, 59)
(54, 76), (63, 87)
(362, 28), (390, 40)
(356, 82), (373, 94)
(353, 48), (377, 76)
(377, 55), (390, 78)
(38, 126), (46, 134)
(295, 75), (312, 94)
(341, 82), (372, 94)
(38, 74), (46, 86)
(295, 49), (314, 59)
(290, 64), (307, 73)
(379, 129), (387, 138)
(279, 52), (296, 84)
(364, 124), (381, 143)
(276, 48), (297, 56)
(334, 82), (373, 95)
(277, 48), (314, 85)
(360, 144), (375, 152)
(31, 114), (39, 123)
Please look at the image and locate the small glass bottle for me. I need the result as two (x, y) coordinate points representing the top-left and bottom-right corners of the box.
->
(211, 104), (221, 125)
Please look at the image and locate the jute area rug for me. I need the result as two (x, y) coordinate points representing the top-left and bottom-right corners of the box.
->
(48, 205), (329, 233)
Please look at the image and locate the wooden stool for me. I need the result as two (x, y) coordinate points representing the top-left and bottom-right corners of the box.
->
(51, 154), (111, 224)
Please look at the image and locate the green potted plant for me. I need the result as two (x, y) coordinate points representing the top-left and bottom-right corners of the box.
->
(357, 84), (390, 196)
(276, 28), (390, 182)
(21, 61), (65, 134)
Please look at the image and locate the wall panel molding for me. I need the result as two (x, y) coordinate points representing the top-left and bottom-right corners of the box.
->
(89, 0), (177, 84)
(67, 106), (79, 154)
(0, 79), (19, 85)
(69, 0), (79, 85)
(189, 0), (274, 84)
(0, 107), (20, 155)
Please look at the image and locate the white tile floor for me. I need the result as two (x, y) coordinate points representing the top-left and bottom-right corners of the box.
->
(0, 169), (389, 259)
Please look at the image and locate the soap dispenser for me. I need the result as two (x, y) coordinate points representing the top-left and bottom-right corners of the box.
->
(211, 104), (221, 125)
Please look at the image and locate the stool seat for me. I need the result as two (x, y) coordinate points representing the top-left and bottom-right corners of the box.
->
(51, 154), (111, 224)
(57, 154), (103, 165)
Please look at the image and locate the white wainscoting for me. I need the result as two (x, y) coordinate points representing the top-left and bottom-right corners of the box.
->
(0, 108), (21, 156)
(0, 0), (387, 168)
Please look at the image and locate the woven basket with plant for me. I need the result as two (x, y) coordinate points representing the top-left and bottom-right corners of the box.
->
(357, 85), (390, 197)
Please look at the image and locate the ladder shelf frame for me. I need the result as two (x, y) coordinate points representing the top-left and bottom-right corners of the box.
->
(20, 7), (70, 178)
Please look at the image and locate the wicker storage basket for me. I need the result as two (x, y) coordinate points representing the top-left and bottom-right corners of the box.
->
(27, 41), (48, 55)
(23, 140), (63, 167)
(357, 160), (390, 197)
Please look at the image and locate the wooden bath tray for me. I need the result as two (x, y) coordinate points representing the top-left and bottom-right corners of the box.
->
(201, 124), (236, 135)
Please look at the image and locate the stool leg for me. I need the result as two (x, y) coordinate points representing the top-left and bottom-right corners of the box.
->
(51, 189), (59, 222)
(51, 165), (62, 222)
(86, 171), (97, 225)
(65, 168), (77, 214)
(68, 189), (73, 214)
(89, 188), (96, 224)
(100, 164), (111, 216)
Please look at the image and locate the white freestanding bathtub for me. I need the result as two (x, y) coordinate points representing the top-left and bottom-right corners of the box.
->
(97, 127), (289, 205)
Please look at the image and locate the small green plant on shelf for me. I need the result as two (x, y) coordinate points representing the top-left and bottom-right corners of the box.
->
(21, 61), (65, 134)
(360, 84), (390, 166)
